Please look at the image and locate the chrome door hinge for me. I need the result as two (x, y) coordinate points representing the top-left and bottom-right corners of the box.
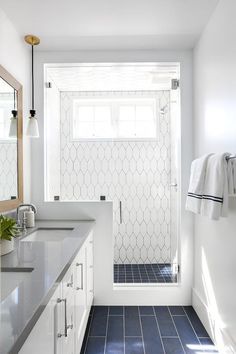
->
(171, 79), (179, 90)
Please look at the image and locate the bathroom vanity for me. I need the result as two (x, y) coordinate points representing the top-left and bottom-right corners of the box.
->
(0, 220), (94, 354)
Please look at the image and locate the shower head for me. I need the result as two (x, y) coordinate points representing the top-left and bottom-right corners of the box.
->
(160, 103), (169, 115)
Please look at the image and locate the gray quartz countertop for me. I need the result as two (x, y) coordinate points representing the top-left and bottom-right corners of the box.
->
(0, 219), (95, 354)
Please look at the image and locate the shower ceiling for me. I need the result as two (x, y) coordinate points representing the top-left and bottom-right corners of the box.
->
(46, 64), (179, 91)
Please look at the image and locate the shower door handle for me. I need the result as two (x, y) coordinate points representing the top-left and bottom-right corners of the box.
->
(119, 201), (122, 224)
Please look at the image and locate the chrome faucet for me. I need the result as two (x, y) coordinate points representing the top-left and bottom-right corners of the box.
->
(16, 203), (37, 231)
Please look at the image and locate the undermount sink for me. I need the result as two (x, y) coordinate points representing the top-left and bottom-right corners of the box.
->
(0, 268), (33, 301)
(21, 228), (74, 243)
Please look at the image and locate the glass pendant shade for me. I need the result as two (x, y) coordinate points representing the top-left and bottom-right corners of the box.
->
(26, 116), (39, 138)
(9, 111), (17, 137)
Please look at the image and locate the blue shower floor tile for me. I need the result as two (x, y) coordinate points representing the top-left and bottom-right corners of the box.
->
(114, 263), (177, 283)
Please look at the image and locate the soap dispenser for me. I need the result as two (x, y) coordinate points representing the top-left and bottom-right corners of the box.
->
(25, 208), (35, 228)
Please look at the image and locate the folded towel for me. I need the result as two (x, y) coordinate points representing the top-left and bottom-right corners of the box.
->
(201, 153), (230, 220)
(186, 154), (213, 214)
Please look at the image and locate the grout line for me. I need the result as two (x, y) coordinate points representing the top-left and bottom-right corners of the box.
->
(152, 306), (166, 354)
(103, 307), (109, 354)
(167, 306), (186, 354)
(182, 307), (202, 346)
(123, 306), (125, 354)
(138, 306), (146, 354)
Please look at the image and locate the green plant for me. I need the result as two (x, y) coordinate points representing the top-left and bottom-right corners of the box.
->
(0, 215), (19, 241)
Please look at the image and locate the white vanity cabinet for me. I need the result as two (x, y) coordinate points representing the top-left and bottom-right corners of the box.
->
(18, 284), (62, 354)
(19, 232), (93, 354)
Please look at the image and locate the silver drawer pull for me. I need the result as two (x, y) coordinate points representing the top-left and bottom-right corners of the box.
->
(57, 298), (68, 337)
(76, 263), (83, 290)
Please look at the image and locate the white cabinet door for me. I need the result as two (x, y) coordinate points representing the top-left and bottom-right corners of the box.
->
(61, 265), (75, 354)
(74, 247), (87, 352)
(86, 232), (94, 309)
(19, 284), (62, 354)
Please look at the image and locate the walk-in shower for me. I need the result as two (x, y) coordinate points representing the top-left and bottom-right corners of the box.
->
(44, 63), (180, 285)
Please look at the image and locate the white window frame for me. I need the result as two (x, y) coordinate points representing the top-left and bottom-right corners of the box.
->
(70, 92), (160, 142)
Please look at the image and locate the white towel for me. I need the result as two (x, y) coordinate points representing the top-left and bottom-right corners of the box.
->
(201, 153), (230, 220)
(228, 160), (234, 195)
(186, 154), (213, 214)
(232, 159), (236, 194)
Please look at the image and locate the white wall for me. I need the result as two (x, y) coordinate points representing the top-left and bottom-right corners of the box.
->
(33, 49), (193, 305)
(193, 0), (236, 351)
(0, 9), (31, 203)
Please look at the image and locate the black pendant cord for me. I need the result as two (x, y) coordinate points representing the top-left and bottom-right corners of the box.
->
(31, 44), (34, 110)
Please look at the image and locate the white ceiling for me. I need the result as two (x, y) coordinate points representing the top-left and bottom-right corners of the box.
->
(46, 63), (179, 91)
(0, 0), (219, 50)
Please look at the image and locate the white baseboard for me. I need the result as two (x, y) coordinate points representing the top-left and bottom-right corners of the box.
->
(192, 288), (236, 354)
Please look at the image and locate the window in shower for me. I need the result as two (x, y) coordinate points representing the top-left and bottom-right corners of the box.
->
(72, 96), (157, 140)
(44, 63), (180, 285)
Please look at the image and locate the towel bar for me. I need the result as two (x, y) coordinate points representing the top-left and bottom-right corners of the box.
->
(226, 155), (236, 161)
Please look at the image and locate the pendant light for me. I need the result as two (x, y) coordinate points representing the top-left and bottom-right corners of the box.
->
(9, 89), (17, 137)
(25, 35), (40, 138)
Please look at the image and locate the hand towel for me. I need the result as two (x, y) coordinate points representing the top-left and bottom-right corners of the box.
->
(228, 159), (234, 195)
(201, 153), (230, 220)
(232, 159), (236, 194)
(186, 154), (213, 214)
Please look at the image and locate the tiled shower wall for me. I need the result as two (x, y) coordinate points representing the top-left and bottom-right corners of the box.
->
(0, 93), (17, 201)
(0, 142), (17, 200)
(60, 91), (172, 264)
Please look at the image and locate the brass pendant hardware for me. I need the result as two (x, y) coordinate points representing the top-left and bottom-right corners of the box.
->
(24, 35), (40, 46)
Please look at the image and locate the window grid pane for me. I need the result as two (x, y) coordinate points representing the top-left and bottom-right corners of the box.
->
(73, 97), (157, 140)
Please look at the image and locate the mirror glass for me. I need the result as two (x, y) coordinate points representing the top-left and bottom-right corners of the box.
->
(0, 77), (18, 201)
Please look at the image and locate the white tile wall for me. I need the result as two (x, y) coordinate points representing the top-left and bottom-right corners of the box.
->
(60, 91), (172, 264)
(0, 141), (17, 200)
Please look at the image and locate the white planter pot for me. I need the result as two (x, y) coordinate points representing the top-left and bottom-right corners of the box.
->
(0, 239), (14, 256)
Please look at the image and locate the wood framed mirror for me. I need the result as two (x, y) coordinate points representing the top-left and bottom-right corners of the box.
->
(0, 65), (23, 212)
